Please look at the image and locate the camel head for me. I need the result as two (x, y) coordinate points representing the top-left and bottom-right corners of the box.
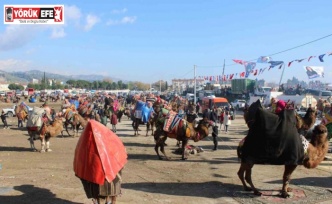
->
(303, 124), (329, 169)
(297, 107), (317, 131)
(244, 99), (263, 128)
(192, 120), (211, 142)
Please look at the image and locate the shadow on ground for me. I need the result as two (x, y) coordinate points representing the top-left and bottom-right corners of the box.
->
(122, 181), (242, 198)
(0, 146), (32, 152)
(0, 185), (80, 204)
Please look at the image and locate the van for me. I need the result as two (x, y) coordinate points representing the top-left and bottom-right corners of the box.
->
(200, 97), (229, 114)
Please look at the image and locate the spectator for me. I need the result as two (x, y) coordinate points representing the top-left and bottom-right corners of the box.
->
(1, 110), (9, 129)
(223, 111), (231, 133)
(210, 106), (219, 150)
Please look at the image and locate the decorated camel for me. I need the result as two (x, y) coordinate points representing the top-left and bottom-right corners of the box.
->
(28, 116), (64, 152)
(238, 100), (328, 198)
(153, 107), (211, 160)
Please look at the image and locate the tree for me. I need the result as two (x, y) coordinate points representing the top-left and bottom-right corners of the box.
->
(8, 83), (24, 90)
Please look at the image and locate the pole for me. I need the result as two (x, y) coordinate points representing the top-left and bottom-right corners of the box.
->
(194, 65), (197, 104)
(278, 64), (286, 89)
(160, 80), (161, 93)
(221, 59), (225, 87)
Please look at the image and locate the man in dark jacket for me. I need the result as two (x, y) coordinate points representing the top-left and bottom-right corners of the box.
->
(210, 106), (219, 150)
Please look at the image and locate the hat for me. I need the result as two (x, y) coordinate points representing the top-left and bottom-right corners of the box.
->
(6, 8), (12, 14)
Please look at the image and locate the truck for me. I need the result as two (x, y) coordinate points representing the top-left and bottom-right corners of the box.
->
(263, 92), (317, 109)
(231, 79), (255, 95)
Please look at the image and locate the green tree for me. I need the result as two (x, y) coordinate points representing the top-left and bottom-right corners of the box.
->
(8, 83), (24, 90)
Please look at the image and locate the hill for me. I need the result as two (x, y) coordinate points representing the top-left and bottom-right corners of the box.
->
(0, 69), (123, 84)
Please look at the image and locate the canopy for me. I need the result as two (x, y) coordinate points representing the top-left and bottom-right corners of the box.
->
(73, 120), (127, 185)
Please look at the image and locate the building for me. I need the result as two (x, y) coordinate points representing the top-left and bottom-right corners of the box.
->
(0, 83), (9, 91)
(171, 78), (205, 94)
(31, 78), (39, 84)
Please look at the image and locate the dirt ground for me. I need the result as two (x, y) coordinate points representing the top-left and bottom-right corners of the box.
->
(1, 100), (332, 204)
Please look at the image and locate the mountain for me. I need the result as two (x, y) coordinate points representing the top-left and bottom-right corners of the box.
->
(0, 70), (29, 84)
(0, 69), (124, 84)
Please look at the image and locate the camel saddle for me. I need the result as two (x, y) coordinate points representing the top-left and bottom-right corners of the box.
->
(242, 107), (304, 165)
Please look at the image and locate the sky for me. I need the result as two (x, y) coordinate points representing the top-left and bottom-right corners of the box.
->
(0, 0), (332, 84)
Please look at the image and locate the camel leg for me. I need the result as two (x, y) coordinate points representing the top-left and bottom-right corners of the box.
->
(244, 164), (261, 196)
(29, 134), (37, 151)
(151, 123), (154, 136)
(237, 163), (261, 195)
(160, 136), (170, 160)
(40, 138), (46, 153)
(154, 141), (163, 160)
(45, 138), (52, 152)
(146, 123), (150, 136)
(181, 140), (188, 160)
(237, 163), (253, 192)
(281, 165), (297, 198)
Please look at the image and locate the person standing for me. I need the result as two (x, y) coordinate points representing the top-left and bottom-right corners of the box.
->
(1, 110), (9, 129)
(210, 106), (219, 150)
(223, 111), (231, 133)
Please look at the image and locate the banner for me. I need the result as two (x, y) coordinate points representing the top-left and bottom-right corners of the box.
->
(257, 56), (272, 63)
(4, 5), (64, 24)
(244, 62), (256, 78)
(304, 66), (324, 79)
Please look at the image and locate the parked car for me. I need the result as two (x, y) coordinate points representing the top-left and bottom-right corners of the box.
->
(2, 106), (16, 117)
(0, 91), (5, 96)
(231, 99), (246, 110)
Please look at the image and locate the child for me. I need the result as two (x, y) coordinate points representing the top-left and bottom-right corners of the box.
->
(1, 110), (9, 129)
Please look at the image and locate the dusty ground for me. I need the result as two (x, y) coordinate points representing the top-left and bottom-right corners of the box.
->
(0, 100), (332, 204)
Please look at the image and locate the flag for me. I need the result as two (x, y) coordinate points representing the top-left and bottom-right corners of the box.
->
(296, 58), (306, 63)
(253, 69), (258, 76)
(269, 61), (284, 69)
(244, 62), (256, 78)
(229, 74), (234, 80)
(240, 72), (245, 78)
(304, 66), (324, 79)
(257, 56), (272, 63)
(288, 61), (294, 67)
(319, 54), (326, 62)
(233, 59), (245, 65)
(308, 56), (316, 62)
(328, 52), (332, 56)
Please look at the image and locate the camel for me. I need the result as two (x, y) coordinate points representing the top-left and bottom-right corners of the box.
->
(15, 105), (28, 127)
(238, 100), (328, 198)
(154, 111), (211, 160)
(62, 113), (88, 137)
(29, 117), (64, 152)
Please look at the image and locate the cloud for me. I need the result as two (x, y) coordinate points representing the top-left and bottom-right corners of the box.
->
(50, 27), (66, 38)
(106, 16), (137, 26)
(0, 59), (32, 71)
(0, 25), (45, 51)
(65, 5), (82, 20)
(111, 8), (127, 14)
(84, 14), (100, 31)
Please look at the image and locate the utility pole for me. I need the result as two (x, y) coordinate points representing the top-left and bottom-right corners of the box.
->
(160, 80), (161, 93)
(278, 64), (286, 89)
(194, 65), (196, 104)
(221, 59), (225, 87)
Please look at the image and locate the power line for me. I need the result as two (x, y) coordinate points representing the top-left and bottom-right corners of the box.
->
(197, 33), (332, 68)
